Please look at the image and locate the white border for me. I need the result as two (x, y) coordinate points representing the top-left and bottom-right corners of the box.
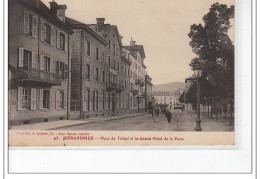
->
(3, 0), (256, 177)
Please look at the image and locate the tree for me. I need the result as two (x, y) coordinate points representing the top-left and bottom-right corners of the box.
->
(184, 81), (197, 109)
(179, 92), (185, 103)
(188, 3), (234, 102)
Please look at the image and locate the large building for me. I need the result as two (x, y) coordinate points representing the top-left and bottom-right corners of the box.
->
(8, 0), (72, 125)
(8, 0), (152, 125)
(123, 39), (146, 113)
(65, 17), (109, 119)
(87, 18), (131, 116)
(153, 91), (182, 110)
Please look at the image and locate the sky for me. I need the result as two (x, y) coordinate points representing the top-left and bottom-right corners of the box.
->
(42, 0), (234, 85)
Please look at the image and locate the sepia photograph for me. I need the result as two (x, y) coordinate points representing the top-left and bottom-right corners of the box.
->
(8, 0), (235, 146)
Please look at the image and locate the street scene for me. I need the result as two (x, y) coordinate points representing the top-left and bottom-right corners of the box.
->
(11, 109), (234, 131)
(8, 0), (234, 133)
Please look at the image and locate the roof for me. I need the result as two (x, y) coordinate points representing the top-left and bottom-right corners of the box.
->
(123, 45), (146, 59)
(65, 17), (107, 46)
(13, 0), (72, 34)
(87, 24), (123, 48)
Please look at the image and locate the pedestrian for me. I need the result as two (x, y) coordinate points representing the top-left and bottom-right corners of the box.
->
(165, 108), (172, 124)
(156, 107), (160, 117)
(151, 105), (156, 121)
(152, 109), (156, 121)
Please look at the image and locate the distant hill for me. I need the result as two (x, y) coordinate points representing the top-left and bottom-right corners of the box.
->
(153, 82), (185, 92)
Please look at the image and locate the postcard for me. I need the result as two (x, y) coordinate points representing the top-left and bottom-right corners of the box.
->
(8, 0), (235, 147)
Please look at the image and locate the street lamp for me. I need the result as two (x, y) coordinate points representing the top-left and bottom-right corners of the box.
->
(190, 59), (203, 131)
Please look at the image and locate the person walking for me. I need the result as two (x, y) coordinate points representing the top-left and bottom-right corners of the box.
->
(165, 108), (172, 124)
(156, 107), (160, 117)
(151, 106), (156, 121)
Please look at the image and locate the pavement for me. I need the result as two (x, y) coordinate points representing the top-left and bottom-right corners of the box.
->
(51, 110), (234, 131)
(10, 110), (234, 131)
(10, 113), (146, 130)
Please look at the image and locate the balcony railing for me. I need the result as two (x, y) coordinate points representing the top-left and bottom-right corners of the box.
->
(17, 67), (62, 86)
(135, 79), (141, 85)
(138, 92), (145, 98)
(131, 89), (139, 95)
(116, 84), (124, 93)
(106, 82), (117, 92)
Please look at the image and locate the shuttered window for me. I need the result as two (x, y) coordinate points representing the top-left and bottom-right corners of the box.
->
(39, 89), (52, 109)
(24, 11), (37, 38)
(24, 12), (29, 35)
(17, 88), (37, 110)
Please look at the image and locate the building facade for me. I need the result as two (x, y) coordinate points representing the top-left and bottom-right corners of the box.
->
(65, 17), (110, 119)
(8, 0), (71, 125)
(88, 18), (131, 115)
(145, 74), (153, 112)
(123, 39), (146, 113)
(153, 91), (182, 110)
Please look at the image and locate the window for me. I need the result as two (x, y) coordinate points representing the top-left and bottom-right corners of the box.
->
(21, 88), (29, 109)
(56, 90), (66, 109)
(125, 67), (127, 75)
(18, 87), (37, 110)
(95, 68), (99, 81)
(93, 91), (96, 111)
(23, 49), (32, 68)
(44, 23), (51, 44)
(59, 91), (64, 108)
(128, 69), (130, 76)
(43, 90), (50, 109)
(44, 56), (50, 72)
(102, 91), (105, 110)
(86, 89), (90, 111)
(56, 31), (67, 51)
(113, 44), (116, 54)
(60, 33), (65, 51)
(56, 61), (68, 80)
(24, 12), (37, 38)
(108, 40), (111, 50)
(102, 71), (105, 83)
(95, 48), (99, 60)
(19, 48), (36, 68)
(108, 56), (111, 67)
(117, 62), (120, 71)
(86, 41), (91, 56)
(86, 64), (90, 79)
(96, 90), (98, 110)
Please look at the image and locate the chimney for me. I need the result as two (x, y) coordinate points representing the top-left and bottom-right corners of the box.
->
(96, 18), (105, 31)
(130, 37), (136, 47)
(49, 1), (67, 23)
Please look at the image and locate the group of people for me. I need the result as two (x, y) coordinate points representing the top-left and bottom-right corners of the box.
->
(151, 106), (172, 124)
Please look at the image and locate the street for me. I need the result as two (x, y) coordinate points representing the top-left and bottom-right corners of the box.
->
(54, 109), (234, 131)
